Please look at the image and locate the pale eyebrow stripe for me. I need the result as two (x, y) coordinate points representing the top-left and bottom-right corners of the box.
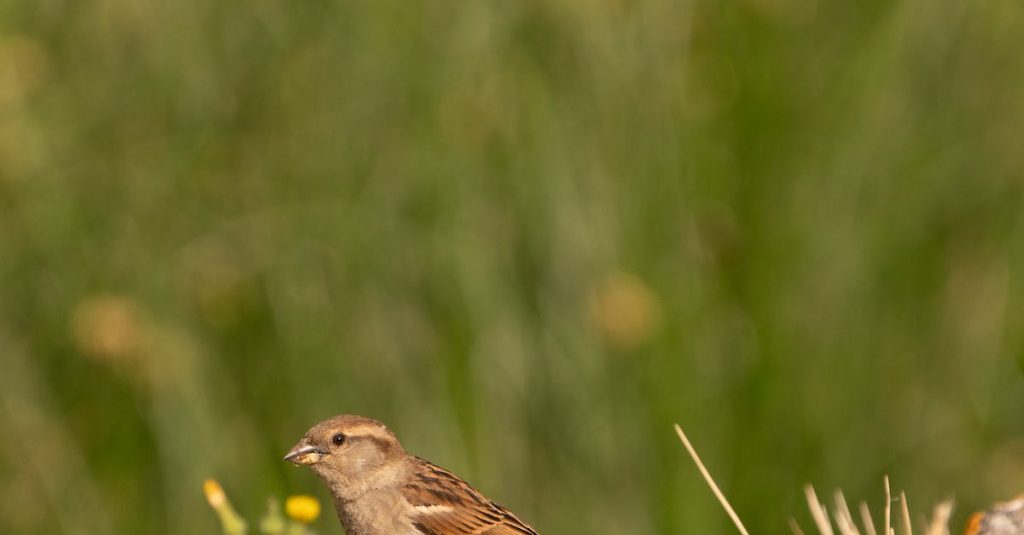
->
(344, 424), (392, 438)
(344, 427), (397, 451)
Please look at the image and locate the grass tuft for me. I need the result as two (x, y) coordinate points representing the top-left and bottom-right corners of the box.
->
(674, 423), (954, 535)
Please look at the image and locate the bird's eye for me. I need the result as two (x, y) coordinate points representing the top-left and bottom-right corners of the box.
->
(332, 433), (346, 446)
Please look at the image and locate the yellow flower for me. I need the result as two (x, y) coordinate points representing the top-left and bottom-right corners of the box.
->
(202, 479), (246, 535)
(203, 479), (226, 507)
(285, 495), (321, 524)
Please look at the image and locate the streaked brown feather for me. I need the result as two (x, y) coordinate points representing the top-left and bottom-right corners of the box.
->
(403, 458), (538, 535)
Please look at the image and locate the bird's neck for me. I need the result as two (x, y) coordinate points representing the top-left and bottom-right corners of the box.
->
(326, 460), (416, 535)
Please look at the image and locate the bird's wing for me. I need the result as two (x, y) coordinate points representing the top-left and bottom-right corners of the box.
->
(403, 458), (539, 535)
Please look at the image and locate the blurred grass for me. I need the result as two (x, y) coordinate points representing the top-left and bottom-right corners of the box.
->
(1, 0), (1024, 533)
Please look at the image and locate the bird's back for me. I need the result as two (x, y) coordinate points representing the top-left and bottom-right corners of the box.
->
(402, 457), (539, 535)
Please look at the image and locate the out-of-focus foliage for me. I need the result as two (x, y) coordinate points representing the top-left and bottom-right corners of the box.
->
(1, 0), (1023, 533)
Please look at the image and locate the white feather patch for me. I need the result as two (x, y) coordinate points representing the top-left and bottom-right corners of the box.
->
(413, 504), (454, 516)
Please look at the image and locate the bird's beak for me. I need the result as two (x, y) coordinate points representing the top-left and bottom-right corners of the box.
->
(284, 441), (326, 465)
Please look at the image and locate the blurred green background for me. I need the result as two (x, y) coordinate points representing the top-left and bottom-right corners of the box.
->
(2, 0), (1024, 533)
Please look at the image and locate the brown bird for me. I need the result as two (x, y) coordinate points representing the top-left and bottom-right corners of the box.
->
(284, 414), (539, 535)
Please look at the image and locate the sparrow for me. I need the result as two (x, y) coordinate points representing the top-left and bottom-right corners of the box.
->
(284, 414), (539, 535)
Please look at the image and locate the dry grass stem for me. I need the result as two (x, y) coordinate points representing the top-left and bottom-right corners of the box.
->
(790, 518), (808, 535)
(673, 424), (750, 535)
(834, 490), (861, 535)
(900, 492), (913, 535)
(805, 485), (835, 535)
(884, 477), (893, 535)
(860, 501), (878, 535)
(924, 500), (953, 535)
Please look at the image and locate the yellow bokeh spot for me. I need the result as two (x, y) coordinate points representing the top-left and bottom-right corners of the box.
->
(588, 272), (661, 350)
(71, 295), (144, 361)
(285, 495), (321, 524)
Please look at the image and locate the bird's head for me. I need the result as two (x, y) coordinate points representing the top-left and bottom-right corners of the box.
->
(284, 415), (407, 487)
